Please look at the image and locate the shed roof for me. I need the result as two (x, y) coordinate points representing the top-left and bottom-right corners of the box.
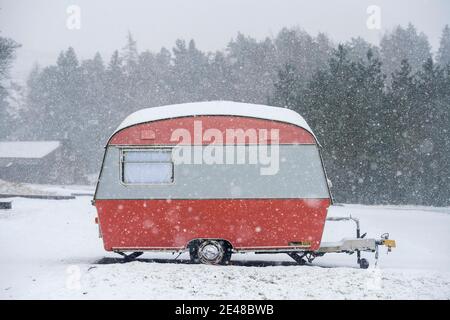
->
(0, 141), (60, 159)
(113, 101), (317, 141)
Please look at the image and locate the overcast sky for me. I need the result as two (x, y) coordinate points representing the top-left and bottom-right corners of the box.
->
(1, 0), (449, 82)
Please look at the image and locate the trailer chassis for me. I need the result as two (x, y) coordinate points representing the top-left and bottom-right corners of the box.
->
(113, 216), (395, 268)
(280, 216), (396, 268)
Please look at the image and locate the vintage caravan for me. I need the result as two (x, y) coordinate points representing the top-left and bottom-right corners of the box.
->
(93, 101), (394, 267)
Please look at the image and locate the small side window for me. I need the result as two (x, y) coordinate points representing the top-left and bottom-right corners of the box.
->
(121, 149), (173, 184)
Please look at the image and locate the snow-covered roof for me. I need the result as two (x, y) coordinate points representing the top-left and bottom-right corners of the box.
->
(0, 141), (60, 159)
(113, 101), (317, 141)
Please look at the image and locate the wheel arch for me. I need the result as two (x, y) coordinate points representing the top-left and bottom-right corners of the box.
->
(186, 238), (234, 250)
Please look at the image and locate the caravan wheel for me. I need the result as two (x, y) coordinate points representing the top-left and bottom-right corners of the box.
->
(359, 258), (369, 269)
(198, 240), (224, 265)
(195, 240), (232, 265)
(189, 240), (232, 265)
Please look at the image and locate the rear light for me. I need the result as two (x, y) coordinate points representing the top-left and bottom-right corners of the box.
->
(95, 217), (99, 224)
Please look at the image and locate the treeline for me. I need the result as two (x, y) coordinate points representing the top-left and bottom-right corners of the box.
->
(1, 24), (450, 205)
(272, 47), (450, 206)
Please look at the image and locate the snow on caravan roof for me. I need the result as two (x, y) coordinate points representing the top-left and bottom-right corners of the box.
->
(113, 101), (318, 141)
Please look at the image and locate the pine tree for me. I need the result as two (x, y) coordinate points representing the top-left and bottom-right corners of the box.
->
(105, 50), (127, 123)
(134, 50), (158, 106)
(386, 60), (416, 203)
(437, 25), (450, 67)
(122, 31), (138, 74)
(153, 47), (174, 105)
(120, 33), (141, 114)
(274, 28), (332, 87)
(344, 37), (380, 64)
(207, 51), (235, 100)
(227, 33), (277, 103)
(414, 58), (449, 205)
(380, 23), (432, 81)
(0, 35), (20, 139)
(171, 39), (210, 103)
(270, 64), (302, 108)
(79, 52), (106, 172)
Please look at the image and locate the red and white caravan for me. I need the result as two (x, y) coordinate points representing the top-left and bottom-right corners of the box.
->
(93, 101), (395, 268)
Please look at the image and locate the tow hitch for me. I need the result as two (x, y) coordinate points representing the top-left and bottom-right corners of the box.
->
(288, 215), (396, 269)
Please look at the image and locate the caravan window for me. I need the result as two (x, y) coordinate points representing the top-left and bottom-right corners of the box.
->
(121, 149), (173, 184)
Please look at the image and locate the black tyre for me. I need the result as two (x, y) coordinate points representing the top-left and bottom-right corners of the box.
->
(220, 243), (233, 265)
(359, 258), (369, 269)
(189, 240), (232, 265)
(192, 240), (231, 265)
(189, 243), (200, 263)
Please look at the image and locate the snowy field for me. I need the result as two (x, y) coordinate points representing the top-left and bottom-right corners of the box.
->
(1, 190), (450, 299)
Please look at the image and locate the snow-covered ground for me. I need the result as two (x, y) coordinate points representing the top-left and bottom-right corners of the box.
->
(1, 190), (449, 299)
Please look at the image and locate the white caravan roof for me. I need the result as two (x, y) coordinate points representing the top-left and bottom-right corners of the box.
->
(113, 101), (318, 142)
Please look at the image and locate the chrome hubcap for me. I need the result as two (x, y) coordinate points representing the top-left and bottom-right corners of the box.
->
(202, 244), (220, 260)
(198, 240), (224, 264)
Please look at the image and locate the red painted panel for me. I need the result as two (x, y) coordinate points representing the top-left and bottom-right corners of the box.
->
(95, 199), (330, 251)
(109, 116), (316, 145)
